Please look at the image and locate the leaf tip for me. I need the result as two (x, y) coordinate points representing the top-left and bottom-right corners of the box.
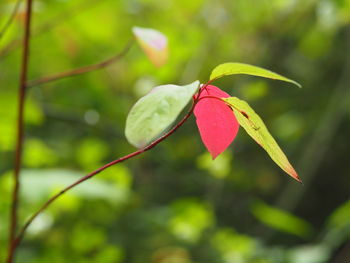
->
(210, 152), (219, 160)
(287, 167), (302, 183)
(291, 80), (302, 89)
(295, 174), (303, 184)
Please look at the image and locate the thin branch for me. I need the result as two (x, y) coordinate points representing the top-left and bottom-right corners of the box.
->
(0, 0), (102, 58)
(6, 0), (33, 262)
(12, 82), (206, 250)
(0, 0), (22, 41)
(26, 39), (134, 88)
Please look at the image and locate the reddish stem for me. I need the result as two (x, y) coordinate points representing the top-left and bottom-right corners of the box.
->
(7, 0), (33, 262)
(26, 39), (134, 88)
(196, 95), (223, 102)
(11, 82), (211, 253)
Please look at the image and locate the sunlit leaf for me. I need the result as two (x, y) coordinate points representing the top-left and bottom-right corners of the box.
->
(210, 62), (301, 88)
(196, 151), (232, 179)
(1, 169), (130, 205)
(251, 201), (313, 238)
(132, 26), (168, 67)
(212, 229), (256, 262)
(23, 139), (58, 168)
(223, 97), (301, 182)
(194, 85), (239, 159)
(168, 199), (214, 243)
(327, 199), (350, 229)
(288, 245), (331, 263)
(125, 81), (199, 148)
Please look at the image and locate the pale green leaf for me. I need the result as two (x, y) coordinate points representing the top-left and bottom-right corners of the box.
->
(210, 62), (301, 88)
(132, 26), (168, 67)
(1, 169), (130, 205)
(125, 81), (200, 148)
(223, 97), (301, 182)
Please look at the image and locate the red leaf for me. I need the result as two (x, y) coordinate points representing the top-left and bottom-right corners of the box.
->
(194, 85), (239, 159)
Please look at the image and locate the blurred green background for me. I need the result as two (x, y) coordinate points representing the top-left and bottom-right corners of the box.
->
(1, 0), (350, 262)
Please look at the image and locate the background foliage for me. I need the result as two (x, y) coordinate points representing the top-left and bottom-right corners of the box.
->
(1, 0), (350, 262)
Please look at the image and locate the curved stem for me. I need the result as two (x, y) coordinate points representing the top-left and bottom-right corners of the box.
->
(0, 0), (22, 41)
(196, 95), (223, 102)
(26, 39), (134, 88)
(197, 95), (242, 113)
(11, 86), (204, 252)
(7, 0), (33, 262)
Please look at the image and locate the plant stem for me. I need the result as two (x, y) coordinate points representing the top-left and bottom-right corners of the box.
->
(11, 82), (207, 253)
(26, 39), (134, 88)
(0, 0), (101, 58)
(6, 0), (33, 262)
(0, 0), (22, 41)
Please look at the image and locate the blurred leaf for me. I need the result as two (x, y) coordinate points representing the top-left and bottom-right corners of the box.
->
(240, 81), (268, 101)
(0, 121), (16, 151)
(223, 97), (300, 182)
(0, 93), (43, 150)
(272, 112), (303, 141)
(23, 139), (58, 168)
(287, 244), (331, 263)
(1, 169), (131, 205)
(212, 228), (257, 263)
(132, 26), (168, 67)
(94, 245), (124, 263)
(209, 62), (301, 88)
(26, 213), (54, 236)
(125, 81), (199, 148)
(101, 165), (132, 189)
(75, 138), (109, 170)
(196, 151), (232, 179)
(317, 0), (339, 30)
(251, 201), (314, 238)
(299, 28), (333, 58)
(327, 199), (350, 229)
(71, 223), (106, 253)
(168, 199), (214, 243)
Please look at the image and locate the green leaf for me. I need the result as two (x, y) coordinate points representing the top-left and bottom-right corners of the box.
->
(1, 169), (130, 205)
(125, 81), (200, 148)
(210, 62), (301, 88)
(251, 201), (313, 238)
(223, 97), (301, 182)
(327, 199), (350, 229)
(168, 199), (214, 243)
